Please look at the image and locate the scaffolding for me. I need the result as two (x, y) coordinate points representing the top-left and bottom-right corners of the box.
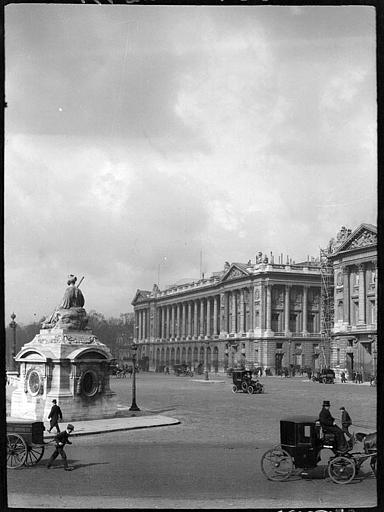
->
(319, 248), (334, 369)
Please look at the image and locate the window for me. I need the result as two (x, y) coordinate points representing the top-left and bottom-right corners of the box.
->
(336, 348), (340, 365)
(338, 300), (343, 321)
(276, 343), (283, 349)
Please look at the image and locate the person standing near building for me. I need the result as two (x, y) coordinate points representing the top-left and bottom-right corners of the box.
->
(47, 424), (74, 471)
(340, 406), (352, 439)
(47, 399), (63, 433)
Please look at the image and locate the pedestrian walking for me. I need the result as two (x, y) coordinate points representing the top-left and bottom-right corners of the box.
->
(340, 406), (352, 439)
(47, 424), (74, 471)
(47, 399), (63, 433)
(340, 371), (346, 383)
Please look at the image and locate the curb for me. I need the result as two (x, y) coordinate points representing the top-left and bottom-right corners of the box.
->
(43, 416), (180, 439)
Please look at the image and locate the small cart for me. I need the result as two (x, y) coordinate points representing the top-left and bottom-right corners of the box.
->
(7, 419), (46, 469)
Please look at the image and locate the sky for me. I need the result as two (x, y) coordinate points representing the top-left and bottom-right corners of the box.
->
(4, 4), (377, 325)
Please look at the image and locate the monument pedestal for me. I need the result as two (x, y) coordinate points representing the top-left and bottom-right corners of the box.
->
(10, 328), (117, 421)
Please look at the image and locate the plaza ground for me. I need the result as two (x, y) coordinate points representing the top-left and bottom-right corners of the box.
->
(7, 373), (377, 509)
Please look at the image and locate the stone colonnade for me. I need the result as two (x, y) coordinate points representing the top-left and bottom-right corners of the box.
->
(135, 284), (321, 342)
(335, 262), (377, 326)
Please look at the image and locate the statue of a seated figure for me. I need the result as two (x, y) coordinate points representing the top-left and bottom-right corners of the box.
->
(42, 275), (88, 330)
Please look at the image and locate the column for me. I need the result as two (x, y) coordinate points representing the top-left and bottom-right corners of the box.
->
(138, 310), (142, 340)
(166, 306), (170, 339)
(206, 297), (211, 336)
(194, 300), (198, 337)
(284, 285), (291, 335)
(240, 289), (245, 333)
(200, 299), (205, 337)
(343, 266), (350, 324)
(266, 284), (272, 332)
(182, 302), (186, 338)
(134, 311), (139, 341)
(176, 303), (181, 338)
(161, 307), (165, 339)
(213, 296), (219, 335)
(302, 285), (308, 334)
(358, 264), (366, 324)
(231, 291), (237, 333)
(143, 309), (147, 339)
(374, 262), (377, 324)
(188, 302), (192, 337)
(220, 292), (226, 333)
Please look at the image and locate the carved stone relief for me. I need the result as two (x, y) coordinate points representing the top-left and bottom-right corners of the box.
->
(350, 231), (377, 249)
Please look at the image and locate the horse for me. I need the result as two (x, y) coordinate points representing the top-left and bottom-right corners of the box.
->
(355, 432), (377, 475)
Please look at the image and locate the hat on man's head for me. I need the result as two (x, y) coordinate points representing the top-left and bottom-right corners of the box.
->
(340, 406), (345, 410)
(52, 399), (57, 404)
(322, 400), (331, 407)
(67, 424), (74, 431)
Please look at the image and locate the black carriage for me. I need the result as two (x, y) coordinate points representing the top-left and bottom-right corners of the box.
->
(173, 364), (194, 377)
(7, 419), (46, 469)
(261, 416), (376, 484)
(232, 369), (264, 394)
(312, 368), (335, 384)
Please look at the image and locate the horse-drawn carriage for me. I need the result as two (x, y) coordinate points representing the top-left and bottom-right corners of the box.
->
(312, 368), (335, 384)
(173, 364), (194, 377)
(261, 416), (377, 484)
(232, 369), (264, 394)
(7, 419), (46, 469)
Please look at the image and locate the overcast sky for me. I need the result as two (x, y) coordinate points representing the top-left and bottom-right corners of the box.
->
(5, 4), (377, 325)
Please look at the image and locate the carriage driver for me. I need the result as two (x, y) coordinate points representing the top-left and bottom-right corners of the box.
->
(319, 400), (348, 453)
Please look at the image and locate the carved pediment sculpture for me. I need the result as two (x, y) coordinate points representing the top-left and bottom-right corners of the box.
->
(331, 224), (377, 254)
(226, 267), (245, 280)
(349, 231), (377, 249)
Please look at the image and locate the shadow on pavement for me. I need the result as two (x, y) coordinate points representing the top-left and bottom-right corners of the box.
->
(69, 461), (109, 470)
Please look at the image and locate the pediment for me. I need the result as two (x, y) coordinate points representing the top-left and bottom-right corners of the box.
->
(222, 263), (250, 282)
(335, 224), (377, 253)
(131, 289), (151, 305)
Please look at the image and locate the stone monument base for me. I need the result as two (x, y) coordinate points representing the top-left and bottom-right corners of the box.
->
(10, 328), (118, 422)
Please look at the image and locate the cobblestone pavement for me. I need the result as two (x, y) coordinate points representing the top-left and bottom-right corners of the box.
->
(7, 373), (377, 509)
(111, 373), (376, 445)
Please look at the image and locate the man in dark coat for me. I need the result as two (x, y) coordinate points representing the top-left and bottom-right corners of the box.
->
(340, 406), (352, 439)
(319, 400), (348, 453)
(48, 399), (63, 433)
(47, 424), (74, 470)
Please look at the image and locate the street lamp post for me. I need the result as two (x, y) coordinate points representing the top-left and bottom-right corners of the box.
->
(9, 313), (17, 371)
(129, 343), (140, 411)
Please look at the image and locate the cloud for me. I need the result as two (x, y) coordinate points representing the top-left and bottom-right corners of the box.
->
(4, 5), (377, 323)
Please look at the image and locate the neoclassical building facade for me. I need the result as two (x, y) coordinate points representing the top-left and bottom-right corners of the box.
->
(132, 256), (327, 374)
(327, 223), (377, 380)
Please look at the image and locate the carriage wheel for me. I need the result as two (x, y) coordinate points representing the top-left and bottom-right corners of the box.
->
(241, 381), (248, 391)
(328, 456), (356, 484)
(247, 385), (255, 394)
(261, 446), (294, 481)
(7, 434), (28, 469)
(256, 384), (264, 394)
(24, 445), (45, 466)
(231, 385), (238, 393)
